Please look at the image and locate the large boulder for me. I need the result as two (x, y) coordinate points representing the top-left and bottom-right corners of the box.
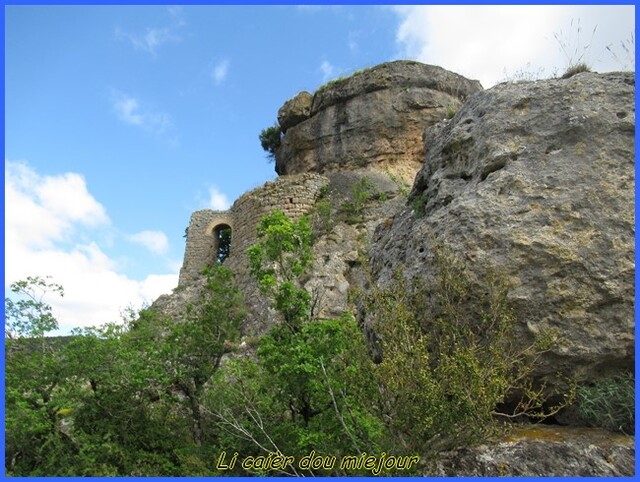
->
(371, 72), (635, 385)
(275, 60), (483, 181)
(277, 91), (313, 133)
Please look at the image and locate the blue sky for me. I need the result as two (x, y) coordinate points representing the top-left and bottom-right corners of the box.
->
(4, 5), (635, 334)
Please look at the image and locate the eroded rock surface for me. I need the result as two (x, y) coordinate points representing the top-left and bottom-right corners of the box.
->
(275, 61), (483, 182)
(277, 91), (313, 133)
(434, 425), (635, 476)
(371, 71), (635, 386)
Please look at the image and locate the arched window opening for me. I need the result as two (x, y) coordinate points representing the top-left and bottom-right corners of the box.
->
(213, 224), (232, 264)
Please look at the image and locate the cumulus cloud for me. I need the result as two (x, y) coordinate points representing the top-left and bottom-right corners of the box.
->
(211, 59), (230, 85)
(111, 91), (172, 136)
(5, 161), (178, 334)
(129, 230), (170, 256)
(320, 60), (336, 82)
(6, 161), (109, 249)
(393, 5), (635, 88)
(207, 186), (231, 211)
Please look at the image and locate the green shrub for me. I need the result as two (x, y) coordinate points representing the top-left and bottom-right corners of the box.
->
(308, 184), (335, 239)
(384, 169), (410, 198)
(310, 198), (334, 239)
(576, 372), (635, 434)
(207, 211), (382, 475)
(411, 195), (426, 218)
(445, 103), (458, 119)
(259, 123), (282, 161)
(339, 178), (377, 224)
(361, 244), (569, 457)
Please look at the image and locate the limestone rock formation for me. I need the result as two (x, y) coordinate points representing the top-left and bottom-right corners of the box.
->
(434, 425), (635, 476)
(275, 60), (483, 181)
(277, 91), (312, 133)
(371, 71), (635, 385)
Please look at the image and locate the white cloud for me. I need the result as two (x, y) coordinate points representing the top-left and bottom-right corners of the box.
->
(115, 7), (186, 55)
(115, 26), (178, 55)
(207, 186), (231, 211)
(5, 161), (179, 334)
(212, 59), (230, 85)
(320, 60), (336, 82)
(111, 91), (172, 136)
(129, 230), (170, 256)
(6, 161), (109, 249)
(393, 5), (635, 88)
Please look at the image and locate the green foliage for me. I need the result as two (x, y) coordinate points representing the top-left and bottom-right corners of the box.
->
(385, 168), (410, 198)
(248, 210), (313, 331)
(206, 318), (381, 475)
(5, 269), (247, 475)
(411, 194), (426, 218)
(259, 123), (282, 161)
(308, 185), (335, 239)
(206, 211), (382, 475)
(576, 372), (635, 434)
(445, 102), (458, 119)
(340, 177), (377, 224)
(360, 244), (569, 457)
(5, 276), (69, 475)
(311, 198), (334, 238)
(316, 64), (377, 94)
(215, 227), (232, 263)
(5, 275), (63, 338)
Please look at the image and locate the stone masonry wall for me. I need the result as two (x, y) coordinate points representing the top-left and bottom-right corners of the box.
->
(179, 174), (328, 329)
(179, 210), (233, 285)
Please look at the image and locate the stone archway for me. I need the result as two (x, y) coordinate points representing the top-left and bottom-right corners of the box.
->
(212, 223), (232, 264)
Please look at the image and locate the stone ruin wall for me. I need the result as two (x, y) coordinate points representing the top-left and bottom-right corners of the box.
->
(179, 210), (234, 285)
(178, 173), (328, 297)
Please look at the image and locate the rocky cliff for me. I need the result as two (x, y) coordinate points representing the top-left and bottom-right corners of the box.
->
(371, 71), (635, 387)
(275, 60), (483, 182)
(158, 61), (634, 476)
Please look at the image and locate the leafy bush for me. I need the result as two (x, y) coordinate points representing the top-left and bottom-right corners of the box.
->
(310, 197), (334, 239)
(206, 211), (382, 475)
(259, 123), (282, 161)
(360, 244), (569, 457)
(576, 372), (635, 434)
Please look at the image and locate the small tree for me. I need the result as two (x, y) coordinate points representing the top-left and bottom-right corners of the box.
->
(247, 210), (313, 332)
(163, 264), (246, 446)
(205, 211), (381, 474)
(259, 123), (282, 162)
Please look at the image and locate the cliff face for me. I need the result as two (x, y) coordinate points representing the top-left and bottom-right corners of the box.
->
(157, 61), (634, 475)
(170, 65), (634, 385)
(275, 61), (483, 182)
(371, 71), (635, 384)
